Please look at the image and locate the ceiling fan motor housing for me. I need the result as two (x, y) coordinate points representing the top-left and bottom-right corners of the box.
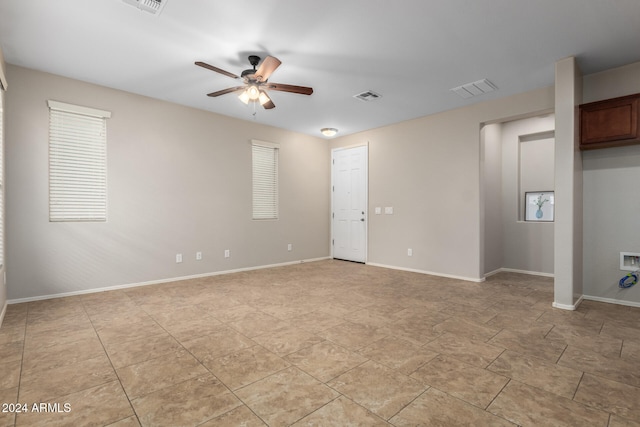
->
(248, 55), (260, 67)
(241, 55), (261, 79)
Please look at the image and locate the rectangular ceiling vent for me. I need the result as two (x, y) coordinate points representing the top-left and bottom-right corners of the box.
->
(451, 79), (497, 99)
(122, 0), (167, 15)
(354, 90), (382, 102)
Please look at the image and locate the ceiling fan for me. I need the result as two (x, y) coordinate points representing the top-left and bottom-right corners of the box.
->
(195, 55), (313, 110)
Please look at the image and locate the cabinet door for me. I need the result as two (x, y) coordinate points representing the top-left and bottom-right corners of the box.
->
(580, 94), (639, 150)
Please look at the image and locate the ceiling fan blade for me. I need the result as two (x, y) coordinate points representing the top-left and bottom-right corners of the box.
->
(254, 56), (282, 82)
(207, 86), (246, 97)
(265, 83), (313, 95)
(195, 61), (240, 80)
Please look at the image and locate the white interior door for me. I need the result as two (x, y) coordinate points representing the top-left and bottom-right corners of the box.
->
(332, 145), (367, 262)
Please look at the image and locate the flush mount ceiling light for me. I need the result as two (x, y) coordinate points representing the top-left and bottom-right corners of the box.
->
(321, 128), (338, 137)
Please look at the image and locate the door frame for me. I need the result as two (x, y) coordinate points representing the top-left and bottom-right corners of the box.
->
(331, 143), (369, 263)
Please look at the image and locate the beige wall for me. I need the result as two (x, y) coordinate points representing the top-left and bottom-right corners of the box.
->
(5, 65), (330, 301)
(582, 61), (640, 305)
(331, 87), (554, 281)
(10, 59), (636, 305)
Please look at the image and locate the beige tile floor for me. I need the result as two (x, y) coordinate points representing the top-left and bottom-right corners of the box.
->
(1, 260), (640, 426)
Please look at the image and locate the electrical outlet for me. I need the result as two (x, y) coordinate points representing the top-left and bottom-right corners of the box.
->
(176, 253), (183, 263)
(407, 248), (413, 257)
(224, 249), (230, 258)
(288, 244), (292, 251)
(385, 207), (393, 214)
(196, 251), (202, 261)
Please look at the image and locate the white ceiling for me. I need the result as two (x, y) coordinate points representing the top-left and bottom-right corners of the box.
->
(1, 0), (639, 138)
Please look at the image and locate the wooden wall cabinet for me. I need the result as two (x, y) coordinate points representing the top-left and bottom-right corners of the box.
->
(580, 93), (639, 150)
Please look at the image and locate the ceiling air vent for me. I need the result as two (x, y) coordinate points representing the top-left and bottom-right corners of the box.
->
(354, 90), (382, 102)
(451, 79), (497, 99)
(122, 0), (167, 15)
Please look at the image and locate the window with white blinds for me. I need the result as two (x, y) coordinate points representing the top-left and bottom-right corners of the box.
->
(0, 89), (4, 267)
(251, 140), (279, 220)
(47, 100), (111, 222)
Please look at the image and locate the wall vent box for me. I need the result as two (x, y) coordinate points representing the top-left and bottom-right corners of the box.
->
(620, 252), (640, 271)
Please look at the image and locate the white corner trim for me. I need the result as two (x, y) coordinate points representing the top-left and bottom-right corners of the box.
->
(552, 295), (584, 311)
(583, 294), (640, 309)
(366, 262), (485, 283)
(7, 257), (330, 304)
(0, 301), (7, 328)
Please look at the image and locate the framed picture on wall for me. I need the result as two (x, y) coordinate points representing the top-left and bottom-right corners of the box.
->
(525, 191), (554, 222)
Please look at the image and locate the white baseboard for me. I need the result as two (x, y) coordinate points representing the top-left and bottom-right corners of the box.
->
(583, 294), (640, 309)
(7, 257), (331, 304)
(552, 295), (584, 311)
(483, 268), (503, 278)
(485, 267), (554, 278)
(366, 262), (485, 283)
(15, 258), (639, 311)
(0, 301), (6, 328)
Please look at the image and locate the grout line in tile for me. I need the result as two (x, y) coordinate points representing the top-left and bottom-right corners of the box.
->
(543, 324), (556, 339)
(83, 303), (141, 425)
(553, 343), (569, 364)
(386, 385), (432, 422)
(286, 394), (343, 426)
(484, 377), (511, 411)
(572, 371), (585, 401)
(11, 308), (29, 427)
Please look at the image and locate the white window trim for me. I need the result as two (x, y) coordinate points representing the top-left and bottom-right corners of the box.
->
(47, 100), (111, 119)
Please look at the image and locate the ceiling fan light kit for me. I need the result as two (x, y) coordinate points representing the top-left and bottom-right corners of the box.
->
(196, 55), (313, 111)
(238, 90), (250, 105)
(258, 91), (271, 106)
